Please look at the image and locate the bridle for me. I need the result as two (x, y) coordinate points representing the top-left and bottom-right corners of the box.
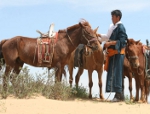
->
(66, 27), (98, 50)
(128, 55), (139, 60)
(126, 44), (139, 63)
(81, 29), (97, 47)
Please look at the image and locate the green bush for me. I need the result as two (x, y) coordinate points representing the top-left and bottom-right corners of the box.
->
(71, 85), (88, 99)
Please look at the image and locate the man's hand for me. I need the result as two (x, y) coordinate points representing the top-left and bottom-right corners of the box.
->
(104, 42), (111, 48)
(97, 34), (101, 37)
(104, 41), (117, 48)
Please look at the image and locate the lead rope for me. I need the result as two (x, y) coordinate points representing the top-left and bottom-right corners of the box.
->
(66, 29), (75, 47)
(105, 55), (115, 101)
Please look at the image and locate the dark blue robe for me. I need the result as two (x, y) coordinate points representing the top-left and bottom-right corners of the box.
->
(106, 24), (128, 93)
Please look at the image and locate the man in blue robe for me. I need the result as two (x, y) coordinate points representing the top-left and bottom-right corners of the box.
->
(99, 10), (128, 102)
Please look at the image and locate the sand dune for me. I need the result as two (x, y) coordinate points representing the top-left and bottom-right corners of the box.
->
(0, 96), (150, 114)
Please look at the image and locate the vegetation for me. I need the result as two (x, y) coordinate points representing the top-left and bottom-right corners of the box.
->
(0, 66), (89, 100)
(124, 95), (136, 105)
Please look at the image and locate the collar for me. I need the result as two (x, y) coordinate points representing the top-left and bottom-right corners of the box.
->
(114, 21), (122, 26)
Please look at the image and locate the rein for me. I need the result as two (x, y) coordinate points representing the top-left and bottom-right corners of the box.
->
(82, 29), (97, 48)
(66, 29), (75, 47)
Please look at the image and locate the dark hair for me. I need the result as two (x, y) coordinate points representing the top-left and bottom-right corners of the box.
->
(111, 10), (122, 20)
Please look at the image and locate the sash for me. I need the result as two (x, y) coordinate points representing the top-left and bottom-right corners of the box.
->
(104, 48), (125, 71)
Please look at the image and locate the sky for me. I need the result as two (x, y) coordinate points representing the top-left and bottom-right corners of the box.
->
(0, 0), (150, 102)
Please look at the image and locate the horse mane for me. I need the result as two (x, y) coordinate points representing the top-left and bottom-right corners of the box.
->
(58, 19), (91, 33)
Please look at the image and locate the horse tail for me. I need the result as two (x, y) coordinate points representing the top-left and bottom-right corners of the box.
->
(0, 39), (8, 69)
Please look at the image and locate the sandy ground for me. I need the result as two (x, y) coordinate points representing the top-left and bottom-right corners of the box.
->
(0, 96), (150, 114)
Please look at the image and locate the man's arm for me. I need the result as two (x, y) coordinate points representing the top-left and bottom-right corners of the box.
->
(104, 41), (117, 48)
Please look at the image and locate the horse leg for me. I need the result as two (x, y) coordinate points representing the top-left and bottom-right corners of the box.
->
(134, 78), (139, 102)
(88, 70), (93, 99)
(75, 67), (84, 88)
(97, 67), (104, 99)
(68, 60), (74, 87)
(10, 62), (24, 94)
(2, 65), (12, 98)
(144, 80), (149, 103)
(128, 72), (133, 100)
(55, 62), (61, 82)
(122, 75), (125, 100)
(139, 78), (146, 103)
(60, 66), (67, 82)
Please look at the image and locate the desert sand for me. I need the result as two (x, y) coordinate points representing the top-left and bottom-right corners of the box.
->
(0, 95), (150, 114)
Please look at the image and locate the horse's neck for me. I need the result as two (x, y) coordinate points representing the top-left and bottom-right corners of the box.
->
(93, 47), (103, 63)
(67, 28), (82, 48)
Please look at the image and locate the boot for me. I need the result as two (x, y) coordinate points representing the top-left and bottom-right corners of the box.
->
(111, 92), (124, 102)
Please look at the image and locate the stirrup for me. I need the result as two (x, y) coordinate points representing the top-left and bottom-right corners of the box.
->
(146, 75), (150, 79)
(146, 69), (150, 80)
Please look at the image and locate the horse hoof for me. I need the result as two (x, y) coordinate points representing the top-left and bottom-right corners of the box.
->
(137, 100), (146, 103)
(138, 100), (143, 103)
(100, 96), (104, 100)
(89, 95), (92, 99)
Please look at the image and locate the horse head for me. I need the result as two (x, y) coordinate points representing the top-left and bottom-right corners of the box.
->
(126, 38), (141, 68)
(79, 20), (99, 51)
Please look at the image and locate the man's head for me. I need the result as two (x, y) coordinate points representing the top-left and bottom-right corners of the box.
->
(111, 10), (122, 25)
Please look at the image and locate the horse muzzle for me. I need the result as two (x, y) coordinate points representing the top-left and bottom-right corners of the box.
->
(131, 62), (140, 68)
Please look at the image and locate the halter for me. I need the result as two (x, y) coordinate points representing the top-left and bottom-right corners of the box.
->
(128, 56), (139, 59)
(126, 44), (139, 61)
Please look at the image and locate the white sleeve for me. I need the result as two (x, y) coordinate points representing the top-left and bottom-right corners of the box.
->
(100, 34), (109, 42)
(99, 24), (114, 42)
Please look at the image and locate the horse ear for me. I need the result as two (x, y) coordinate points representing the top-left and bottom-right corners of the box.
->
(93, 26), (99, 33)
(136, 40), (140, 44)
(79, 22), (85, 28)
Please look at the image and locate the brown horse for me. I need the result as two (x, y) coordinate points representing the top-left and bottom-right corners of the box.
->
(0, 39), (67, 83)
(1, 19), (99, 96)
(68, 42), (104, 99)
(126, 39), (150, 102)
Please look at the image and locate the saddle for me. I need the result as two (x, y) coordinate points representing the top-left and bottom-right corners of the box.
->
(36, 24), (58, 66)
(74, 44), (85, 67)
(74, 44), (93, 67)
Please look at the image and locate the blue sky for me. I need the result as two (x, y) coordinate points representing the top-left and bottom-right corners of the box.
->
(0, 0), (150, 102)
